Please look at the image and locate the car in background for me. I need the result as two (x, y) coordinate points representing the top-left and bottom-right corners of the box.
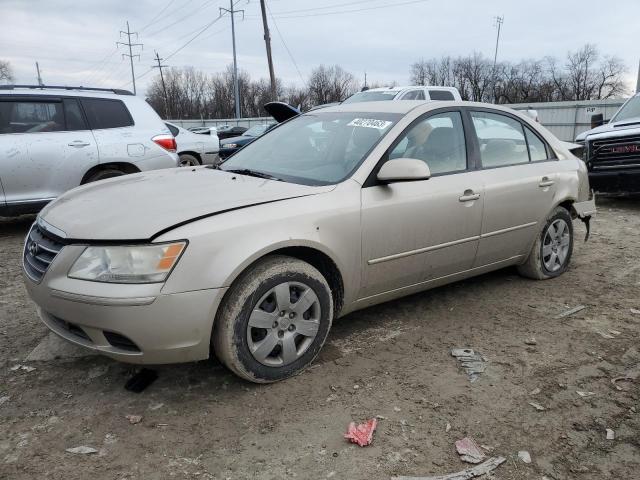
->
(217, 125), (248, 140)
(188, 126), (218, 136)
(342, 85), (462, 104)
(575, 92), (640, 194)
(24, 100), (595, 383)
(166, 122), (220, 166)
(218, 123), (275, 159)
(0, 85), (178, 216)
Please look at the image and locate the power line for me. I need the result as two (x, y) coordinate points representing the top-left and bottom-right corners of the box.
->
(145, 0), (218, 37)
(164, 13), (225, 60)
(254, 0), (434, 19)
(117, 21), (143, 95)
(139, 0), (179, 32)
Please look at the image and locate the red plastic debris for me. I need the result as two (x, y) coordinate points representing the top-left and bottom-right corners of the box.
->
(344, 418), (377, 446)
(455, 436), (486, 464)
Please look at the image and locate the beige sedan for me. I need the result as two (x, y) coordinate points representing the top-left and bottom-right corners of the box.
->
(23, 101), (595, 383)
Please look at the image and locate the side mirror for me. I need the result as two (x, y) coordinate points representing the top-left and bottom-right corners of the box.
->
(377, 158), (431, 183)
(591, 113), (604, 129)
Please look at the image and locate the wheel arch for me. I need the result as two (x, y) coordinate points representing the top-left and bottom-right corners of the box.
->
(81, 162), (140, 184)
(220, 241), (346, 319)
(178, 151), (202, 164)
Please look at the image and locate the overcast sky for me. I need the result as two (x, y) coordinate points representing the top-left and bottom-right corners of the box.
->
(2, 0), (638, 96)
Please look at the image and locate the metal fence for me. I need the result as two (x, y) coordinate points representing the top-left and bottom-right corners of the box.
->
(169, 98), (628, 142)
(507, 99), (626, 141)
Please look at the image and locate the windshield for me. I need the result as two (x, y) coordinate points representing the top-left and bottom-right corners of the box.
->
(220, 112), (400, 185)
(342, 90), (400, 104)
(244, 125), (270, 137)
(611, 95), (640, 123)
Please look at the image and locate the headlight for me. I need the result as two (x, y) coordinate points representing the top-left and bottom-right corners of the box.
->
(68, 242), (186, 283)
(222, 143), (238, 149)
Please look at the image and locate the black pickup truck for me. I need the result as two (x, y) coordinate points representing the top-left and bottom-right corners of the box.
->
(576, 93), (640, 194)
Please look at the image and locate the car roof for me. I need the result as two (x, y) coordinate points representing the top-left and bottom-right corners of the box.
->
(364, 85), (458, 93)
(308, 100), (447, 114)
(0, 86), (134, 98)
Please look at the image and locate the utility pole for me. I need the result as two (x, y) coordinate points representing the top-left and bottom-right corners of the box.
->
(259, 0), (277, 101)
(35, 62), (43, 86)
(492, 15), (504, 70)
(364, 71), (368, 88)
(152, 51), (170, 119)
(220, 1), (244, 119)
(117, 21), (143, 95)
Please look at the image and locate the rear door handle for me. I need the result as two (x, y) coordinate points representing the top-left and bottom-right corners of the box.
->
(68, 141), (90, 148)
(539, 177), (554, 188)
(459, 190), (480, 202)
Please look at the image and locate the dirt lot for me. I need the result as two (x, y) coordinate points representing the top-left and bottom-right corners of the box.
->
(1, 198), (639, 480)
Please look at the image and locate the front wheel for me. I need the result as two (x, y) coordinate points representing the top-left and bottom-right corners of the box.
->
(212, 255), (333, 383)
(518, 206), (574, 280)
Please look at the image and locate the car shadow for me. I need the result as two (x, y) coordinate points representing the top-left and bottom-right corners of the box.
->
(0, 214), (36, 236)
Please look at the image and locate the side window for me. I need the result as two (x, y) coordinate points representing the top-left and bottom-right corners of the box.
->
(524, 127), (550, 161)
(0, 100), (64, 133)
(166, 123), (179, 136)
(401, 90), (424, 100)
(428, 90), (455, 101)
(63, 99), (88, 131)
(389, 111), (467, 175)
(80, 98), (133, 129)
(471, 111), (528, 168)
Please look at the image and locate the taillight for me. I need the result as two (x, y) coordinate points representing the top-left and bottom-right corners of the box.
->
(152, 134), (177, 153)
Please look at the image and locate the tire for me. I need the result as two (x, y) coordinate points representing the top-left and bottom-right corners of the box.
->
(179, 153), (200, 167)
(517, 206), (574, 280)
(212, 255), (333, 383)
(84, 168), (125, 184)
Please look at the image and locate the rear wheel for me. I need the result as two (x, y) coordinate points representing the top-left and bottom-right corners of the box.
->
(212, 255), (333, 383)
(518, 206), (573, 280)
(179, 153), (200, 167)
(84, 168), (125, 183)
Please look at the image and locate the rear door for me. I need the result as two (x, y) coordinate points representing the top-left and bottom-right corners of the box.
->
(0, 96), (98, 205)
(468, 109), (559, 266)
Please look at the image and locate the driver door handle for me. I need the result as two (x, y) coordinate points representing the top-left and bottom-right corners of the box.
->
(68, 140), (91, 148)
(539, 177), (555, 188)
(459, 189), (480, 202)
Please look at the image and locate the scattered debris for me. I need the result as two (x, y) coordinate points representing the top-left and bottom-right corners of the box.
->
(611, 376), (634, 391)
(524, 338), (537, 345)
(529, 388), (541, 396)
(391, 456), (506, 480)
(10, 364), (36, 373)
(125, 414), (143, 424)
(451, 348), (487, 382)
(394, 406), (402, 412)
(344, 418), (377, 447)
(576, 391), (596, 397)
(606, 429), (615, 440)
(124, 369), (158, 393)
(0, 395), (10, 406)
(353, 384), (360, 390)
(445, 423), (451, 433)
(609, 329), (622, 335)
(517, 451), (532, 464)
(529, 402), (546, 411)
(376, 415), (386, 420)
(455, 437), (486, 464)
(65, 446), (98, 455)
(149, 402), (164, 411)
(555, 305), (586, 319)
(596, 330), (615, 339)
(630, 308), (640, 315)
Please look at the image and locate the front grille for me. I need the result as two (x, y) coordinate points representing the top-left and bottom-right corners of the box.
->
(589, 135), (640, 171)
(50, 315), (92, 342)
(23, 224), (65, 282)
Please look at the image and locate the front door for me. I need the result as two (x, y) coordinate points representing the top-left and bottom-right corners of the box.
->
(360, 110), (484, 299)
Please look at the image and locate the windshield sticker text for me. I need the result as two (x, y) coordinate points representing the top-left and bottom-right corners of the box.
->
(347, 118), (393, 130)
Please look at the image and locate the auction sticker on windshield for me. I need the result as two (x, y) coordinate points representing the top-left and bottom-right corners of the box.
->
(347, 118), (393, 130)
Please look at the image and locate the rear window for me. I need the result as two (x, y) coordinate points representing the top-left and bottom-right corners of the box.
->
(81, 98), (133, 129)
(166, 123), (179, 136)
(0, 100), (65, 133)
(428, 90), (455, 101)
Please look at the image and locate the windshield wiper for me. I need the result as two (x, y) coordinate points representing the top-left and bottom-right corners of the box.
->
(224, 168), (283, 182)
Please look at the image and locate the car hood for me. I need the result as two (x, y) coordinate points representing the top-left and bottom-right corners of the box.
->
(39, 167), (334, 241)
(576, 117), (640, 141)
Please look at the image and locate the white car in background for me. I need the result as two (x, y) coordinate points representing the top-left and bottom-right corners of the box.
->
(166, 122), (220, 166)
(343, 85), (462, 103)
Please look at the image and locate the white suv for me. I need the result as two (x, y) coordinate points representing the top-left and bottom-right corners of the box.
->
(342, 85), (462, 104)
(0, 85), (179, 216)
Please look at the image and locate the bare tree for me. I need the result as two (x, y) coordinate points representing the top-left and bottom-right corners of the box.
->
(307, 65), (356, 105)
(0, 60), (14, 84)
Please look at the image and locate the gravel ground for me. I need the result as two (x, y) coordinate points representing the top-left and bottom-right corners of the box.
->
(1, 198), (639, 479)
